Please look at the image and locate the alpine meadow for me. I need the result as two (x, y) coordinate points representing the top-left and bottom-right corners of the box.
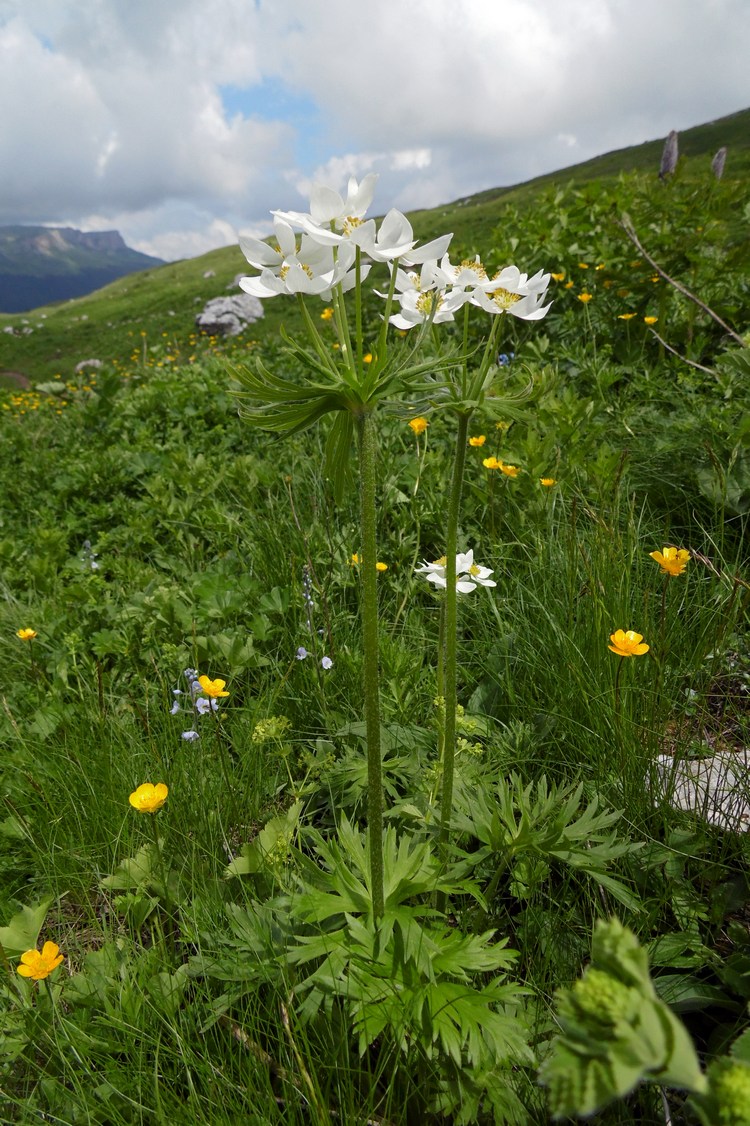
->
(2, 108), (750, 1125)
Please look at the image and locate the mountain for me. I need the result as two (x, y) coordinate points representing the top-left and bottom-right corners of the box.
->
(0, 226), (164, 313)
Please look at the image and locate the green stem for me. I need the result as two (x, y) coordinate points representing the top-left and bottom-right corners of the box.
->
(439, 411), (471, 850)
(355, 407), (385, 918)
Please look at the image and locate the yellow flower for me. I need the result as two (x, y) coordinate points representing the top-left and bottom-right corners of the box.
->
(500, 463), (521, 478)
(375, 562), (388, 572)
(564, 280), (575, 289)
(644, 316), (658, 325)
(363, 353), (373, 364)
(319, 307), (334, 320)
(16, 628), (37, 640)
(618, 313), (636, 321)
(198, 675), (230, 698)
(350, 552), (360, 565)
(482, 456), (502, 470)
(408, 416), (428, 435)
(551, 271), (565, 282)
(649, 547), (690, 576)
(577, 293), (593, 304)
(495, 420), (510, 432)
(469, 435), (486, 447)
(608, 630), (649, 658)
(650, 275), (660, 283)
(17, 941), (63, 980)
(129, 782), (169, 813)
(578, 263), (589, 269)
(540, 477), (557, 487)
(595, 263), (606, 271)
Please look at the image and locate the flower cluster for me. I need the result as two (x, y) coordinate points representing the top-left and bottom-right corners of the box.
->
(238, 174), (550, 334)
(171, 667), (229, 740)
(416, 549), (496, 594)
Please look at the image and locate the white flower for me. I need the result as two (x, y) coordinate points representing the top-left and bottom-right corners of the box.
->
(471, 265), (551, 320)
(182, 730), (200, 742)
(389, 284), (467, 331)
(195, 697), (218, 715)
(437, 253), (489, 291)
(349, 209), (453, 265)
(169, 700), (181, 716)
(273, 173), (379, 247)
(239, 218), (298, 270)
(415, 550), (495, 593)
(456, 549), (496, 588)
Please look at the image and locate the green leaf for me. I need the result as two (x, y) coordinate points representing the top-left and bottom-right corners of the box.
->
(0, 896), (56, 956)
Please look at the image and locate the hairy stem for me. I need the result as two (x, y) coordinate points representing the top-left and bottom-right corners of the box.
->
(355, 407), (385, 918)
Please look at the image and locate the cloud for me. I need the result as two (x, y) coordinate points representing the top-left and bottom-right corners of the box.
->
(0, 0), (747, 260)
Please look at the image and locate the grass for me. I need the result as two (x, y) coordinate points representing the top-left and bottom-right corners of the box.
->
(0, 120), (750, 1123)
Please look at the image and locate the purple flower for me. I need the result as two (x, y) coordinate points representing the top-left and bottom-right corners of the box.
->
(321, 656), (333, 670)
(195, 696), (218, 715)
(296, 646), (308, 660)
(182, 730), (200, 742)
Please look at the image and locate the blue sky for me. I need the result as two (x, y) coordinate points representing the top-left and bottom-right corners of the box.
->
(0, 0), (747, 261)
(220, 80), (331, 168)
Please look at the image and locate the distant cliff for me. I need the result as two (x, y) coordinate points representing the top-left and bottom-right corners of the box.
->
(0, 226), (165, 312)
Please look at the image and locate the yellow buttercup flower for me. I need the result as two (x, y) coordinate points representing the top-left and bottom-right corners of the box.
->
(608, 630), (649, 658)
(540, 478), (557, 487)
(644, 316), (658, 325)
(198, 675), (229, 698)
(375, 562), (388, 572)
(350, 552), (360, 565)
(17, 941), (64, 981)
(16, 628), (37, 640)
(408, 416), (428, 435)
(578, 263), (589, 269)
(500, 463), (521, 478)
(564, 280), (575, 289)
(320, 307), (334, 320)
(469, 435), (486, 447)
(577, 293), (593, 304)
(618, 313), (636, 321)
(129, 782), (168, 813)
(363, 353), (373, 364)
(649, 547), (690, 576)
(551, 271), (565, 282)
(482, 456), (502, 470)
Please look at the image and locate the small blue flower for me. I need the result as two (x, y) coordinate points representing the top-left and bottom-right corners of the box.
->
(497, 351), (515, 367)
(170, 700), (181, 716)
(296, 646), (308, 660)
(321, 656), (333, 670)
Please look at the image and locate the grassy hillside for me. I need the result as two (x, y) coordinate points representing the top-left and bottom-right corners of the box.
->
(0, 106), (747, 385)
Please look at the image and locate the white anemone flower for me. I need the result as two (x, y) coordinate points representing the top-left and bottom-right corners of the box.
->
(239, 218), (299, 271)
(349, 209), (453, 265)
(273, 173), (379, 246)
(415, 551), (493, 594)
(437, 253), (490, 291)
(456, 549), (496, 588)
(471, 265), (552, 320)
(389, 284), (467, 331)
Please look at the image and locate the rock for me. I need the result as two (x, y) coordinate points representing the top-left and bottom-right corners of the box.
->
(203, 269), (216, 279)
(195, 293), (264, 336)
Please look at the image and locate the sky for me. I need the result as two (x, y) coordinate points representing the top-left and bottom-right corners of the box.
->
(0, 0), (747, 262)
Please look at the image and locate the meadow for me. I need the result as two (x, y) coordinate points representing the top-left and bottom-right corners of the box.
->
(1, 134), (750, 1124)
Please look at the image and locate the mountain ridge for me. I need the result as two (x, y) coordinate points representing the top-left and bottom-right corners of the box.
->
(0, 225), (164, 313)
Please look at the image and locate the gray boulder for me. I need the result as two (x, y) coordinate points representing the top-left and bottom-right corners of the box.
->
(195, 293), (264, 336)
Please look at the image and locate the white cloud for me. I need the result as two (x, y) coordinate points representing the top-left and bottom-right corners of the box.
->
(0, 0), (747, 260)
